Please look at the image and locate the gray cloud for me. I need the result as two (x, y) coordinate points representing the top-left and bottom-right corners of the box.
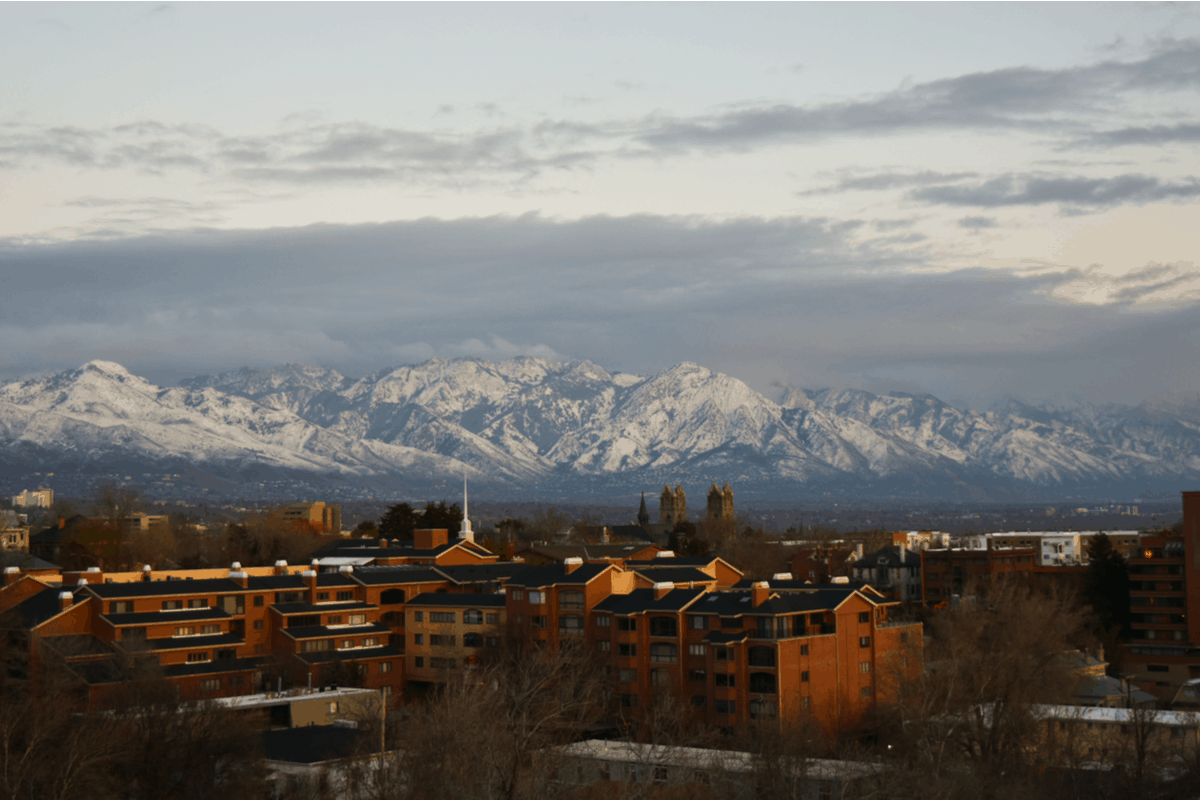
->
(909, 172), (1200, 209)
(803, 170), (977, 195)
(1076, 123), (1200, 147)
(1, 214), (1197, 408)
(957, 216), (999, 230)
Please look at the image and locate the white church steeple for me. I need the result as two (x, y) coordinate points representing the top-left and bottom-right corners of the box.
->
(458, 473), (474, 544)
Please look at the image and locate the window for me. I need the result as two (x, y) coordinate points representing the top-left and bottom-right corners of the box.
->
(597, 640), (611, 652)
(749, 673), (776, 694)
(216, 648), (235, 660)
(559, 615), (584, 633)
(861, 686), (873, 698)
(463, 632), (483, 647)
(619, 668), (638, 683)
(750, 699), (777, 719)
(801, 696), (810, 709)
(596, 614), (611, 628)
(800, 645), (809, 656)
(430, 611), (456, 624)
(859, 661), (871, 674)
(650, 643), (678, 663)
(317, 592), (330, 601)
(111, 601), (133, 614)
(415, 657), (424, 668)
(715, 699), (736, 715)
(617, 618), (637, 632)
(801, 670), (810, 682)
(201, 678), (220, 692)
(531, 616), (547, 629)
(413, 611), (424, 622)
(720, 617), (740, 629)
(528, 591), (545, 605)
(715, 673), (735, 688)
(748, 646), (775, 667)
(858, 612), (870, 623)
(486, 613), (499, 625)
(276, 591), (302, 604)
(560, 590), (584, 610)
(649, 617), (678, 637)
(620, 694), (638, 709)
(381, 589), (406, 605)
(337, 591), (353, 601)
(412, 634), (423, 645)
(163, 600), (182, 610)
(714, 647), (734, 662)
(254, 620), (264, 631)
(688, 644), (706, 657)
(509, 589), (523, 601)
(348, 614), (366, 625)
(430, 634), (455, 646)
(187, 599), (207, 609)
(1148, 664), (1169, 673)
(430, 657), (456, 669)
(327, 615), (343, 625)
(688, 669), (707, 682)
(363, 637), (379, 647)
(255, 594), (265, 607)
(187, 652), (209, 663)
(618, 643), (637, 657)
(175, 626), (196, 636)
(692, 694), (707, 708)
(859, 636), (871, 648)
(653, 766), (668, 784)
(301, 639), (331, 652)
(486, 637), (499, 647)
(688, 615), (707, 630)
(463, 609), (483, 624)
(200, 624), (220, 635)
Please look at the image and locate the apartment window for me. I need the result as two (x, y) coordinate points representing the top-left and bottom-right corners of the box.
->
(596, 640), (611, 653)
(187, 599), (207, 609)
(800, 644), (809, 656)
(861, 686), (873, 698)
(596, 614), (611, 628)
(463, 609), (483, 624)
(327, 615), (343, 625)
(413, 611), (424, 622)
(415, 657), (424, 668)
(559, 615), (584, 634)
(859, 636), (871, 649)
(1148, 664), (1169, 673)
(859, 661), (871, 674)
(200, 624), (220, 635)
(254, 620), (264, 631)
(858, 612), (870, 623)
(201, 678), (220, 692)
(649, 643), (678, 663)
(692, 695), (707, 709)
(749, 673), (776, 694)
(688, 644), (706, 657)
(430, 657), (456, 670)
(380, 661), (392, 673)
(900, 631), (910, 644)
(748, 646), (775, 667)
(461, 632), (481, 647)
(175, 626), (196, 637)
(714, 647), (734, 662)
(560, 590), (584, 610)
(617, 617), (637, 632)
(348, 614), (366, 625)
(486, 613), (499, 625)
(653, 766), (669, 784)
(509, 589), (523, 601)
(301, 640), (331, 653)
(619, 668), (638, 683)
(649, 617), (678, 637)
(688, 615), (707, 630)
(750, 699), (778, 719)
(715, 699), (736, 715)
(720, 617), (740, 629)
(801, 670), (810, 682)
(251, 594), (263, 608)
(531, 616), (547, 629)
(317, 592), (330, 601)
(486, 636), (499, 647)
(801, 696), (810, 709)
(289, 615), (319, 628)
(276, 592), (301, 604)
(620, 694), (638, 709)
(430, 612), (456, 624)
(187, 652), (209, 663)
(528, 591), (545, 605)
(715, 673), (735, 688)
(363, 637), (379, 647)
(111, 601), (133, 614)
(336, 591), (353, 601)
(412, 634), (423, 646)
(163, 600), (182, 610)
(430, 634), (455, 647)
(689, 669), (707, 683)
(618, 643), (637, 657)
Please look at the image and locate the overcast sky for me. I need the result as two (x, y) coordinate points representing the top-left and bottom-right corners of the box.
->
(2, 2), (1199, 409)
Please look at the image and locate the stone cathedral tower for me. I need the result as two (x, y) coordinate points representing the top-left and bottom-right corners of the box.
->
(659, 484), (687, 526)
(707, 482), (734, 522)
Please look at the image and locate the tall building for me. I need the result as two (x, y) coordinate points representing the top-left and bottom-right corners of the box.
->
(659, 484), (686, 526)
(274, 502), (342, 535)
(706, 483), (734, 523)
(12, 488), (53, 508)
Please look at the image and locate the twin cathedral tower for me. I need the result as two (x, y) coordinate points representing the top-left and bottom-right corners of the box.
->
(637, 482), (734, 528)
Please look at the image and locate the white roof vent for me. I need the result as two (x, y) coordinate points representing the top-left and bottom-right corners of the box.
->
(77, 578), (88, 586)
(563, 557), (583, 566)
(655, 551), (676, 558)
(338, 565), (354, 574)
(831, 576), (850, 584)
(302, 570), (317, 578)
(4, 567), (19, 575)
(653, 582), (674, 591)
(229, 571), (248, 579)
(231, 562), (242, 570)
(275, 560), (288, 567)
(58, 591), (74, 602)
(772, 573), (793, 581)
(87, 566), (102, 573)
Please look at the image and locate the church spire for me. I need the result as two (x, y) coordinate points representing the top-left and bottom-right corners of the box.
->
(458, 473), (474, 543)
(637, 491), (650, 526)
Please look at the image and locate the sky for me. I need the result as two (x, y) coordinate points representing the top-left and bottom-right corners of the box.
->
(1, 2), (1199, 410)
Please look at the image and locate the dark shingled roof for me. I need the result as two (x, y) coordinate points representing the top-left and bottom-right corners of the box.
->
(140, 633), (245, 652)
(624, 557), (720, 568)
(0, 551), (59, 571)
(41, 634), (114, 659)
(85, 578), (245, 598)
(351, 567), (453, 586)
(593, 588), (707, 615)
(162, 655), (273, 679)
(6, 587), (71, 629)
(406, 593), (506, 608)
(263, 725), (365, 764)
(849, 545), (921, 569)
(690, 588), (860, 616)
(283, 622), (391, 641)
(432, 563), (528, 583)
(703, 630), (750, 644)
(627, 566), (715, 584)
(270, 601), (376, 615)
(295, 645), (401, 665)
(102, 608), (232, 626)
(502, 563), (612, 588)
(249, 575), (309, 591)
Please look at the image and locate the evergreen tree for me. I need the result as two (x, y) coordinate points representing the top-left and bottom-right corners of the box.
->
(1084, 532), (1131, 639)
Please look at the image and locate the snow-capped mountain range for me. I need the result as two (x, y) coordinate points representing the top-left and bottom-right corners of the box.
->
(2, 358), (1200, 500)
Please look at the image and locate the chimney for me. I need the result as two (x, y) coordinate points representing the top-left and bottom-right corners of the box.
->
(855, 543), (863, 560)
(303, 569), (318, 603)
(379, 538), (388, 549)
(986, 537), (994, 552)
(899, 542), (907, 562)
(229, 568), (249, 588)
(58, 590), (74, 610)
(752, 580), (770, 607)
(58, 516), (66, 530)
(4, 566), (20, 585)
(142, 564), (152, 582)
(338, 565), (354, 575)
(773, 572), (793, 581)
(274, 560), (289, 575)
(564, 557), (583, 574)
(653, 581), (673, 600)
